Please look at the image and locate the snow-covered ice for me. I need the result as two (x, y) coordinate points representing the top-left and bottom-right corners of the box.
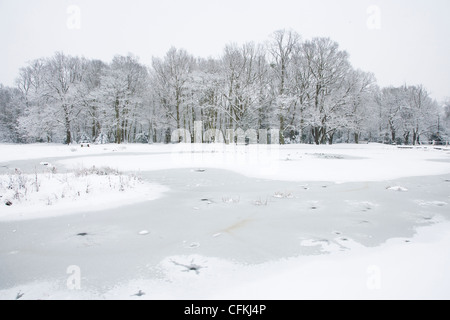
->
(0, 143), (449, 300)
(0, 167), (167, 221)
(56, 143), (450, 183)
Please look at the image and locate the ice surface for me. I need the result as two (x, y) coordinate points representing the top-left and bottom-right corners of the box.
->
(0, 143), (449, 299)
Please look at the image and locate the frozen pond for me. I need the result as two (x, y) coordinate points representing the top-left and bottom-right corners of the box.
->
(0, 143), (449, 299)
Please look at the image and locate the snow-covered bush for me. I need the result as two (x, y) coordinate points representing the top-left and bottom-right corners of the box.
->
(135, 132), (150, 144)
(78, 133), (91, 144)
(95, 133), (109, 145)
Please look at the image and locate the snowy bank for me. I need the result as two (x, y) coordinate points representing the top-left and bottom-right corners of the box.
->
(0, 167), (167, 221)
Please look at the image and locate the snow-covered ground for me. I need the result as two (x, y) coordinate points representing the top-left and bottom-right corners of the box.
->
(0, 166), (167, 221)
(0, 143), (449, 300)
(57, 143), (450, 182)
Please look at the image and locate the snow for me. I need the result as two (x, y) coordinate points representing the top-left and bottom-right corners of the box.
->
(0, 144), (117, 162)
(0, 142), (450, 300)
(415, 200), (448, 207)
(215, 220), (450, 300)
(1, 220), (449, 300)
(53, 143), (450, 183)
(386, 186), (409, 192)
(2, 143), (449, 184)
(0, 165), (167, 221)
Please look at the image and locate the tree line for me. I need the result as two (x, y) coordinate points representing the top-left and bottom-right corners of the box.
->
(0, 30), (447, 145)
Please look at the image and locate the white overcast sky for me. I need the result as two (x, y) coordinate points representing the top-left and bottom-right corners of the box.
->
(0, 0), (449, 101)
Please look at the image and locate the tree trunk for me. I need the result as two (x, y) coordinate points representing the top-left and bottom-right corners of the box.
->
(92, 119), (97, 141)
(391, 130), (396, 144)
(66, 129), (71, 145)
(354, 133), (359, 144)
(124, 119), (128, 143)
(115, 98), (121, 144)
(320, 128), (327, 144)
(279, 116), (285, 144)
(312, 127), (321, 145)
(413, 128), (419, 145)
(404, 132), (410, 145)
(176, 89), (181, 129)
(64, 112), (72, 145)
(328, 131), (335, 145)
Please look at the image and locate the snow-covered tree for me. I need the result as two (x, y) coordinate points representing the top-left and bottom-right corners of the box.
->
(152, 48), (195, 131)
(300, 38), (354, 144)
(221, 42), (267, 131)
(0, 85), (24, 142)
(76, 59), (108, 143)
(341, 70), (377, 144)
(98, 54), (149, 144)
(375, 85), (439, 145)
(188, 58), (224, 135)
(403, 85), (439, 145)
(267, 30), (301, 143)
(2, 29), (443, 146)
(42, 53), (88, 144)
(443, 99), (450, 136)
(377, 86), (407, 144)
(16, 59), (59, 143)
